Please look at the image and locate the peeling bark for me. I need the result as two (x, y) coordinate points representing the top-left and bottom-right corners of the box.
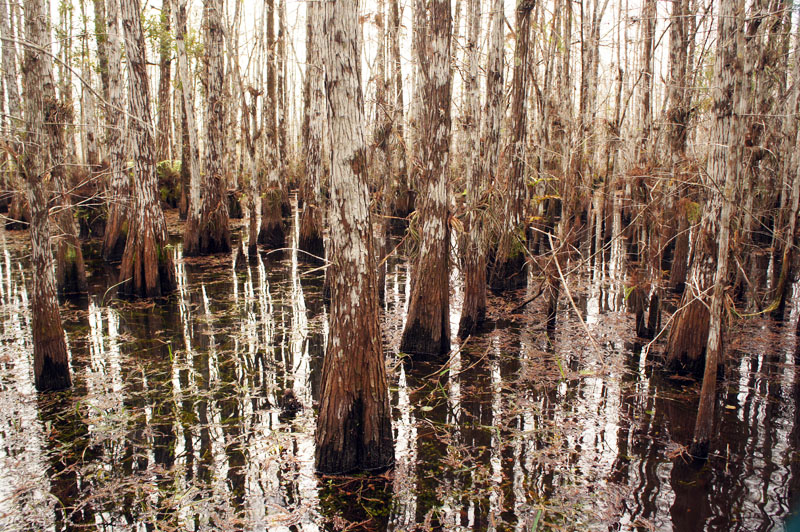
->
(399, 0), (452, 358)
(118, 0), (176, 298)
(21, 0), (72, 391)
(315, 0), (393, 475)
(183, 0), (231, 256)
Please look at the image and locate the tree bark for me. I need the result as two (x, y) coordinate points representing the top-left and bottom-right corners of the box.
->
(459, 0), (496, 337)
(298, 0), (325, 263)
(118, 0), (176, 298)
(21, 0), (72, 391)
(102, 0), (131, 260)
(399, 0), (452, 358)
(490, 0), (536, 292)
(155, 0), (172, 162)
(183, 0), (231, 256)
(667, 0), (743, 380)
(315, 0), (393, 475)
(257, 0), (285, 249)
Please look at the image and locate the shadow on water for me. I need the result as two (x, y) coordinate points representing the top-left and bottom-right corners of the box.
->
(0, 206), (799, 530)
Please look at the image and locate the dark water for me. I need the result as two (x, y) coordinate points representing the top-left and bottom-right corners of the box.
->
(0, 207), (798, 531)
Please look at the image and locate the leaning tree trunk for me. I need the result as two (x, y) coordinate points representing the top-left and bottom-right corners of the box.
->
(183, 0), (231, 256)
(666, 0), (743, 380)
(315, 0), (393, 475)
(21, 0), (71, 391)
(458, 0), (491, 337)
(490, 0), (536, 292)
(297, 0), (325, 263)
(102, 0), (131, 260)
(399, 0), (452, 358)
(117, 0), (176, 298)
(257, 0), (285, 249)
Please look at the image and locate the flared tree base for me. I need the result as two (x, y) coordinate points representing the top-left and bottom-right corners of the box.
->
(457, 308), (486, 340)
(34, 344), (72, 392)
(257, 221), (286, 250)
(56, 253), (88, 298)
(183, 217), (232, 257)
(315, 398), (394, 475)
(103, 210), (128, 262)
(399, 317), (450, 360)
(118, 231), (176, 299)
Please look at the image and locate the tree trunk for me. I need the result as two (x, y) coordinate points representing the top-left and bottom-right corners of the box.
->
(118, 0), (176, 298)
(183, 0), (231, 256)
(102, 0), (131, 260)
(257, 0), (285, 249)
(389, 0), (410, 219)
(155, 0), (172, 162)
(21, 0), (72, 392)
(315, 0), (393, 475)
(666, 0), (743, 380)
(691, 0), (744, 456)
(92, 0), (110, 102)
(460, 0), (497, 337)
(297, 0), (325, 263)
(1, 0), (24, 229)
(399, 0), (452, 358)
(490, 0), (536, 292)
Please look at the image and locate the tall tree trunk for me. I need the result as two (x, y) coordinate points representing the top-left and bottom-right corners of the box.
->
(638, 0), (656, 165)
(399, 0), (452, 358)
(771, 17), (800, 318)
(1, 0), (24, 228)
(459, 0), (492, 337)
(315, 0), (393, 475)
(297, 0), (325, 262)
(389, 0), (410, 218)
(174, 0), (196, 223)
(183, 0), (231, 256)
(21, 0), (72, 391)
(666, 0), (692, 292)
(50, 6), (89, 297)
(92, 0), (110, 102)
(691, 0), (744, 456)
(666, 0), (743, 379)
(117, 0), (176, 298)
(257, 0), (285, 248)
(102, 0), (131, 260)
(155, 0), (172, 162)
(490, 0), (536, 292)
(372, 0), (391, 298)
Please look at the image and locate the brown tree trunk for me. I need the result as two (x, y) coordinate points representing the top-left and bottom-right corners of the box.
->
(667, 0), (743, 381)
(460, 0), (500, 337)
(399, 0), (452, 358)
(118, 0), (176, 298)
(257, 0), (285, 249)
(155, 0), (172, 162)
(490, 0), (536, 292)
(315, 0), (393, 474)
(102, 0), (131, 260)
(297, 0), (325, 263)
(389, 0), (410, 219)
(183, 0), (231, 256)
(21, 0), (72, 391)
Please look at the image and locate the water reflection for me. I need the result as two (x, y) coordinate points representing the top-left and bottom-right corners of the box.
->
(0, 207), (797, 531)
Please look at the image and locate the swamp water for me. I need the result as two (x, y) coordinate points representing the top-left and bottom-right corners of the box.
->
(0, 207), (798, 531)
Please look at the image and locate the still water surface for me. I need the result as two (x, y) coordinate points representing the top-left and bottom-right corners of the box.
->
(0, 207), (798, 531)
